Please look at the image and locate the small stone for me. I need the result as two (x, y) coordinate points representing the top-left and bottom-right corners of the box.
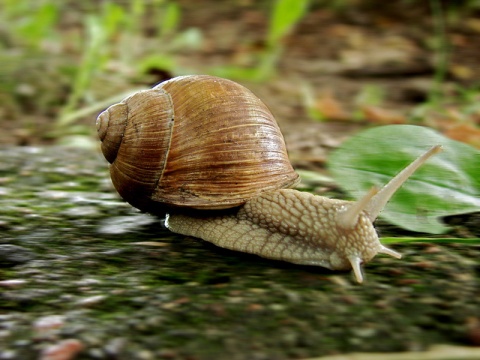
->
(37, 190), (69, 200)
(137, 350), (155, 360)
(0, 177), (13, 185)
(62, 206), (100, 218)
(74, 278), (102, 287)
(75, 295), (106, 307)
(0, 279), (27, 288)
(0, 245), (35, 266)
(97, 214), (156, 234)
(0, 350), (18, 360)
(0, 220), (11, 230)
(33, 315), (65, 333)
(39, 339), (84, 360)
(104, 337), (127, 356)
(352, 326), (377, 338)
(268, 303), (285, 311)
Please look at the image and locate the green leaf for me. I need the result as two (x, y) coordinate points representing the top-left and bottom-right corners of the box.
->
(328, 125), (480, 234)
(267, 0), (309, 47)
(381, 237), (480, 244)
(160, 2), (181, 36)
(17, 3), (58, 48)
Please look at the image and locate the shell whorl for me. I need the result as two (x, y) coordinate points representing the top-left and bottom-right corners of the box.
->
(97, 88), (175, 213)
(96, 102), (128, 164)
(96, 75), (299, 214)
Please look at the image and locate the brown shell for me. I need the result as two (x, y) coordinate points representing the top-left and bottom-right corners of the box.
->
(96, 75), (299, 214)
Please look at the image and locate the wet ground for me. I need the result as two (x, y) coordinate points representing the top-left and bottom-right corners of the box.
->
(0, 147), (479, 360)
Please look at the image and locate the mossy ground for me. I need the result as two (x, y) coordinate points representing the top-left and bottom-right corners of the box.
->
(0, 147), (479, 360)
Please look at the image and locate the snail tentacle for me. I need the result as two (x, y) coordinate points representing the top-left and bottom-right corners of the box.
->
(348, 255), (364, 283)
(337, 187), (378, 230)
(365, 145), (442, 222)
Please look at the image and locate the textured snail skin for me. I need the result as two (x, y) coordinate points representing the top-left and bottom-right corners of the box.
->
(96, 75), (442, 283)
(166, 145), (442, 283)
(166, 189), (391, 283)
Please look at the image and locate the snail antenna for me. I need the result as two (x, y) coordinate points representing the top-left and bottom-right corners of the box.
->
(337, 187), (378, 229)
(364, 145), (442, 222)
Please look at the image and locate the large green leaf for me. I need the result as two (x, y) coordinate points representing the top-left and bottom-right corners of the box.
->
(328, 125), (480, 234)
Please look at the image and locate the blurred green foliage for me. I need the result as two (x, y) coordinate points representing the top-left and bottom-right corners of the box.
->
(1, 0), (480, 143)
(3, 1), (59, 49)
(267, 0), (309, 47)
(212, 0), (309, 81)
(0, 0), (200, 141)
(0, 0), (313, 141)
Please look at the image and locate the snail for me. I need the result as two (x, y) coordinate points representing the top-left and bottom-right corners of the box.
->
(96, 75), (441, 283)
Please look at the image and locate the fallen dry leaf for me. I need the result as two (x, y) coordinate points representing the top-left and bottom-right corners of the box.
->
(362, 105), (407, 124)
(444, 123), (480, 148)
(315, 92), (351, 121)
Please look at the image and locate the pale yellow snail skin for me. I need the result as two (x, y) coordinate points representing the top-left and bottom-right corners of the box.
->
(96, 74), (441, 283)
(166, 145), (441, 283)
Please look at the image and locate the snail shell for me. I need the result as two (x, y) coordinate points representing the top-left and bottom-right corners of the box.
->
(96, 75), (299, 214)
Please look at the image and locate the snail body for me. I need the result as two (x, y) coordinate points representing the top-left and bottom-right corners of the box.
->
(97, 75), (440, 283)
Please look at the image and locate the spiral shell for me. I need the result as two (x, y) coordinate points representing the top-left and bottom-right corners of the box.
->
(96, 75), (299, 214)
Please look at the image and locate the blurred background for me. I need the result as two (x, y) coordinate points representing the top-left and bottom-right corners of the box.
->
(1, 3), (480, 358)
(0, 0), (479, 151)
